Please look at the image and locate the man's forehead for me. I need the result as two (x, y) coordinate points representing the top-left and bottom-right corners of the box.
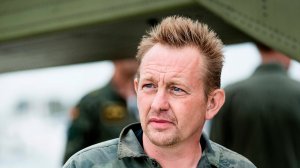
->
(140, 62), (188, 72)
(138, 66), (201, 83)
(137, 44), (206, 79)
(142, 44), (201, 60)
(140, 70), (183, 78)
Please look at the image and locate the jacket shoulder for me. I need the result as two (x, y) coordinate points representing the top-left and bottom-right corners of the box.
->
(210, 141), (256, 168)
(63, 139), (119, 168)
(79, 88), (103, 102)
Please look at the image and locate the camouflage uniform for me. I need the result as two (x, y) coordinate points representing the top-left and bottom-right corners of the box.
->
(63, 82), (138, 163)
(64, 123), (256, 168)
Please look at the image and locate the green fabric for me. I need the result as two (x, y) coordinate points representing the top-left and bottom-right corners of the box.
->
(63, 123), (256, 168)
(63, 82), (138, 163)
(210, 63), (300, 168)
(197, 0), (300, 61)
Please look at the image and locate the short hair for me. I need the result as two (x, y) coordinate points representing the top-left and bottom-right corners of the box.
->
(136, 15), (224, 98)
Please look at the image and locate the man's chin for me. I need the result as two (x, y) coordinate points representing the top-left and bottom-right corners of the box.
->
(145, 129), (179, 147)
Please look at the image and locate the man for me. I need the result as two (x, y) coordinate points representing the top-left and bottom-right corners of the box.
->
(63, 58), (139, 163)
(210, 43), (300, 168)
(63, 16), (256, 168)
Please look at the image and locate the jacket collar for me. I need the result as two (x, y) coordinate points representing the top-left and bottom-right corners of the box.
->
(200, 133), (219, 167)
(117, 123), (219, 167)
(253, 63), (287, 76)
(117, 123), (146, 158)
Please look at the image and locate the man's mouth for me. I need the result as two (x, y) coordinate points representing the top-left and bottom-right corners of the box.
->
(148, 118), (174, 129)
(149, 118), (171, 123)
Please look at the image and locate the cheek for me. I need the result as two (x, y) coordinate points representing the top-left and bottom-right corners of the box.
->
(137, 92), (152, 116)
(174, 98), (206, 125)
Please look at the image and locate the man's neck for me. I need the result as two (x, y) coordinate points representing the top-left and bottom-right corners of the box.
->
(143, 135), (202, 168)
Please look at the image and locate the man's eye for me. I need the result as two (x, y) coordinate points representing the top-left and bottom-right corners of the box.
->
(170, 86), (186, 95)
(171, 87), (183, 92)
(141, 83), (156, 92)
(143, 84), (154, 88)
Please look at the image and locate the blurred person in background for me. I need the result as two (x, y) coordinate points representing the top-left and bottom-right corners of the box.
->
(210, 42), (300, 168)
(63, 58), (139, 163)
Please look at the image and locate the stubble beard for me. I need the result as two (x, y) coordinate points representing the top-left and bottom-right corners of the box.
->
(144, 124), (181, 147)
(142, 108), (180, 147)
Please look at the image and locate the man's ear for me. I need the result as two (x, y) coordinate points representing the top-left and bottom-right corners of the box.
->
(205, 89), (225, 120)
(134, 78), (139, 93)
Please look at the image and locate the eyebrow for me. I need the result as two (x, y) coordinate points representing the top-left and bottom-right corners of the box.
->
(139, 73), (157, 82)
(141, 73), (189, 86)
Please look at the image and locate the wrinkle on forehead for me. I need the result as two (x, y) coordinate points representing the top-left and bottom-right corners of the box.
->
(139, 65), (202, 90)
(142, 63), (201, 80)
(142, 57), (200, 73)
(138, 44), (205, 82)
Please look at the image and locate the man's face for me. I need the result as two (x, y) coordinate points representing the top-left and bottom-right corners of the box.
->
(134, 44), (208, 147)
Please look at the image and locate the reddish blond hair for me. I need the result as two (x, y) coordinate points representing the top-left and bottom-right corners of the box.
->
(136, 16), (224, 98)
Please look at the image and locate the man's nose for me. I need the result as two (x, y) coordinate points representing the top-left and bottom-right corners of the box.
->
(151, 89), (170, 112)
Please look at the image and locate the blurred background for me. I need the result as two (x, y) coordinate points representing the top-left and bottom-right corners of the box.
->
(1, 1), (299, 168)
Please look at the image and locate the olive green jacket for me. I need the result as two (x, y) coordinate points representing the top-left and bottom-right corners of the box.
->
(63, 82), (138, 162)
(64, 123), (255, 168)
(210, 63), (300, 168)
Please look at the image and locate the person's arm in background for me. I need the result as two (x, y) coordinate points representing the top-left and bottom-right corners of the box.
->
(63, 94), (98, 163)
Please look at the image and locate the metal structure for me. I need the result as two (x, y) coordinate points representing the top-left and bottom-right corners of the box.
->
(0, 0), (299, 73)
